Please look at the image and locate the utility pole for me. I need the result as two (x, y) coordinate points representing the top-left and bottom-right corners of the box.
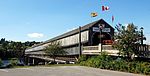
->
(140, 27), (144, 45)
(79, 26), (82, 57)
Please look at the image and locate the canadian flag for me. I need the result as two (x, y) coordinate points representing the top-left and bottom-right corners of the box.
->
(102, 6), (109, 11)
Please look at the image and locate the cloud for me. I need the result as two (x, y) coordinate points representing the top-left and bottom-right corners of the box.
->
(27, 33), (44, 38)
(145, 35), (150, 45)
(66, 27), (77, 32)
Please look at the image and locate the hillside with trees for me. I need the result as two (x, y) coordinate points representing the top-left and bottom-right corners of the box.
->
(0, 38), (40, 59)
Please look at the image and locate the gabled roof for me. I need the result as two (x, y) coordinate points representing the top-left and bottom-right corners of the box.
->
(28, 19), (114, 49)
(45, 19), (114, 42)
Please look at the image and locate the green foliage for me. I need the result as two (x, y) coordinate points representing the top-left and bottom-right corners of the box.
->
(0, 38), (40, 59)
(79, 54), (150, 75)
(113, 24), (142, 59)
(44, 42), (67, 56)
(44, 42), (67, 62)
(77, 55), (87, 63)
(10, 58), (19, 66)
(79, 52), (113, 68)
(0, 58), (2, 66)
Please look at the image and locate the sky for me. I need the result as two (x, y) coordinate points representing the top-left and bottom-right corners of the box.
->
(0, 0), (150, 44)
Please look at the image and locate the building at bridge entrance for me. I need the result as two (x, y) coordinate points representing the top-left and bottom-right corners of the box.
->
(25, 19), (117, 65)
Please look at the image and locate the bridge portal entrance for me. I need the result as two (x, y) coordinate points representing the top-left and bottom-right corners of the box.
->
(92, 32), (112, 46)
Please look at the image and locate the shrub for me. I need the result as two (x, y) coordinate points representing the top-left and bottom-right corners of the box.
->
(10, 58), (19, 66)
(79, 54), (150, 75)
(0, 58), (2, 66)
(79, 52), (113, 68)
(77, 55), (87, 63)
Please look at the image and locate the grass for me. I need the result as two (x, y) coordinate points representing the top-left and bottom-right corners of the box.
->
(13, 64), (79, 68)
(45, 64), (79, 67)
(13, 66), (33, 68)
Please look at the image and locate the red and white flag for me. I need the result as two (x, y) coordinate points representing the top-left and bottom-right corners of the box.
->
(102, 6), (109, 11)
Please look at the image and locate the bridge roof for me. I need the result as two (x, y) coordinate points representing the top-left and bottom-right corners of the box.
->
(43, 19), (113, 44)
(26, 19), (114, 52)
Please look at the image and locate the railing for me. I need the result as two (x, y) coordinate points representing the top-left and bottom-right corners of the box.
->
(83, 46), (99, 50)
(103, 45), (115, 50)
(82, 45), (119, 55)
(82, 45), (100, 55)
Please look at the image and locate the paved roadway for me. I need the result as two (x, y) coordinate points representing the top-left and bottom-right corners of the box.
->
(0, 66), (145, 76)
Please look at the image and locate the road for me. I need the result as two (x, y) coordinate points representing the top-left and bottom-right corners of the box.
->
(0, 66), (145, 76)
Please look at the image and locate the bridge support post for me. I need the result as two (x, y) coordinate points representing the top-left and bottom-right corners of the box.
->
(24, 56), (28, 65)
(45, 61), (48, 65)
(27, 57), (30, 65)
(32, 58), (35, 65)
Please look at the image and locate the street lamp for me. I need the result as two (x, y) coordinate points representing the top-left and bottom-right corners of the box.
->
(140, 27), (144, 45)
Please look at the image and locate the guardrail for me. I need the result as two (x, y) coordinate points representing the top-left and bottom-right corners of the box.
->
(83, 46), (99, 50)
(82, 45), (119, 55)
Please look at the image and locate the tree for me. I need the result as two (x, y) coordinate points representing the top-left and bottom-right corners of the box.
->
(0, 38), (40, 59)
(113, 23), (142, 59)
(44, 42), (67, 63)
(0, 38), (8, 59)
(0, 58), (2, 66)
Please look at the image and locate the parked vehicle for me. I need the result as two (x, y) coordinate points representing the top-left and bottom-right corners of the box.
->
(0, 60), (12, 68)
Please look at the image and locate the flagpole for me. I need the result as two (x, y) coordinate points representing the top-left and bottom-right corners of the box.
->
(112, 15), (114, 29)
(112, 20), (114, 28)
